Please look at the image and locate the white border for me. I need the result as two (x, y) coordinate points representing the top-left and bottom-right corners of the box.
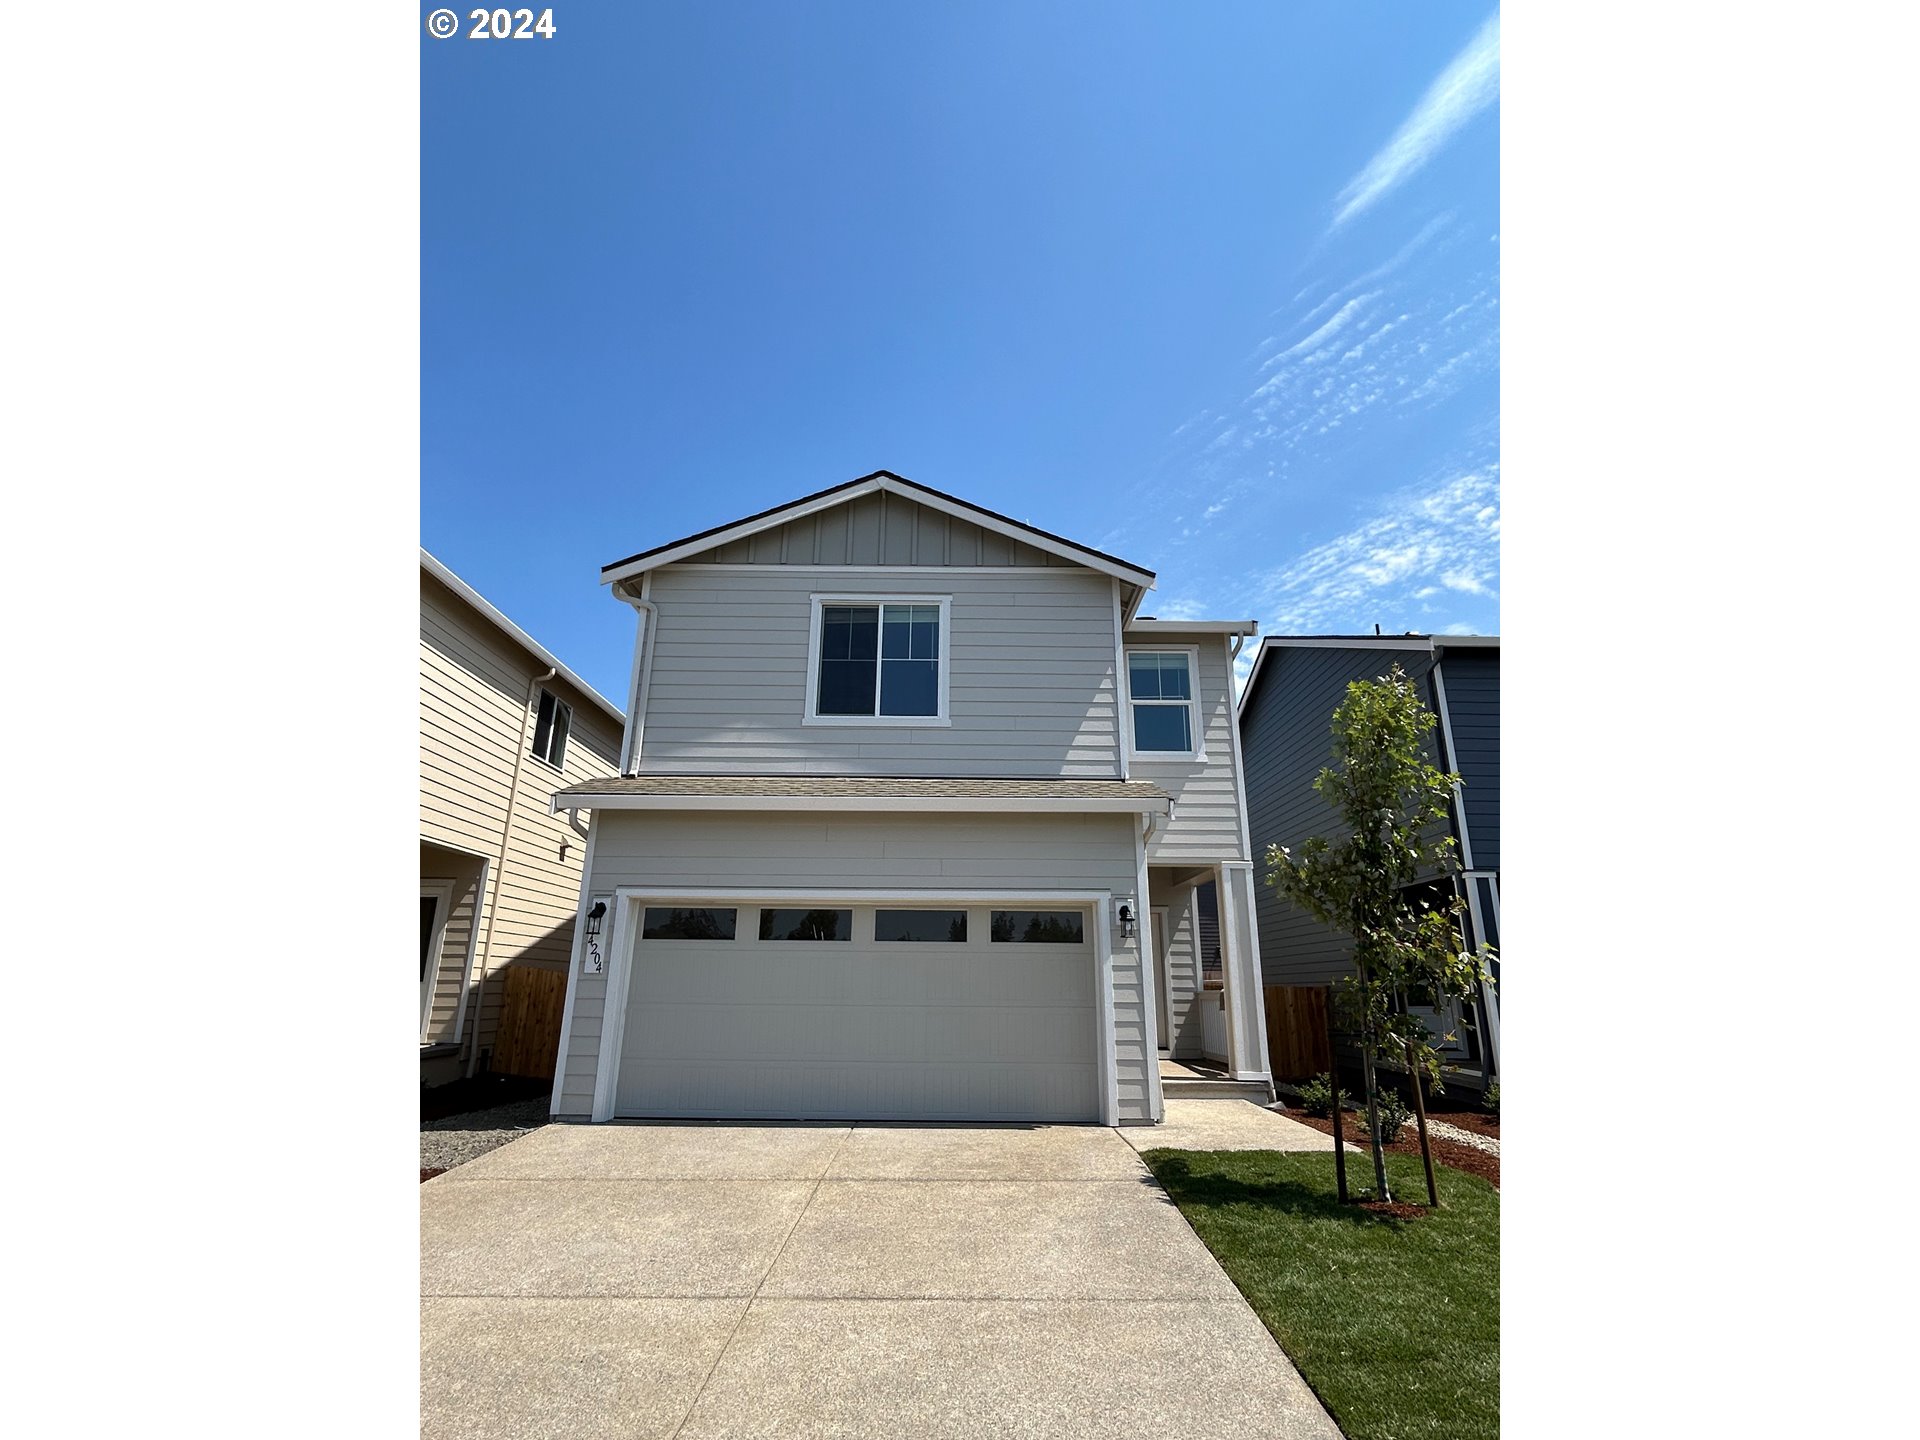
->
(417, 879), (455, 1041)
(1123, 644), (1207, 761)
(587, 886), (1120, 1125)
(548, 789), (1170, 815)
(802, 593), (954, 727)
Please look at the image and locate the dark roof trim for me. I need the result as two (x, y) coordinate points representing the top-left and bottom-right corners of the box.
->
(599, 470), (1155, 585)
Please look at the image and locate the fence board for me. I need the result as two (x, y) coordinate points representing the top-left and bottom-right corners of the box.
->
(1263, 985), (1332, 1081)
(490, 966), (570, 1080)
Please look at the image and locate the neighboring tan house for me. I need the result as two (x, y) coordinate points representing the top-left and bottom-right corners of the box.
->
(419, 551), (623, 1088)
(1237, 633), (1501, 1086)
(543, 471), (1273, 1125)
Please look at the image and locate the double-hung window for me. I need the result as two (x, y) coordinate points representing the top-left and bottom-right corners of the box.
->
(1126, 649), (1204, 758)
(807, 596), (950, 723)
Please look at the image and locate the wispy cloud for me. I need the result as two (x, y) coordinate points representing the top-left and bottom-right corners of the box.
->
(1331, 13), (1500, 230)
(1252, 467), (1500, 633)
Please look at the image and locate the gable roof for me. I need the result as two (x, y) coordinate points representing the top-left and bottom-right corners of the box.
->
(421, 549), (625, 726)
(1236, 632), (1499, 721)
(599, 470), (1157, 597)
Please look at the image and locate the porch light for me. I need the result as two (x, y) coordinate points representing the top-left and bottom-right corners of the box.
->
(583, 900), (608, 973)
(1116, 902), (1136, 940)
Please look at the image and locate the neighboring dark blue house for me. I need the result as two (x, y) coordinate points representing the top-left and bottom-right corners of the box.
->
(1237, 634), (1500, 1086)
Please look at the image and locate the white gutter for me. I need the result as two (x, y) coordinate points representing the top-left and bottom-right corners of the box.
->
(611, 576), (658, 774)
(466, 665), (556, 1078)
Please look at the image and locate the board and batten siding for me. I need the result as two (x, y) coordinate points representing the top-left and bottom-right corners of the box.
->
(554, 809), (1154, 1122)
(638, 565), (1124, 778)
(1130, 632), (1249, 864)
(1438, 648), (1499, 871)
(1240, 645), (1436, 988)
(683, 488), (1079, 569)
(419, 571), (622, 1067)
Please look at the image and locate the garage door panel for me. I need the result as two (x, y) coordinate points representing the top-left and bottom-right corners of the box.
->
(615, 899), (1101, 1122)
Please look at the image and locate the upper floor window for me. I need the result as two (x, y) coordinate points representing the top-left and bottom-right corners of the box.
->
(1127, 649), (1204, 758)
(806, 595), (951, 724)
(530, 688), (571, 769)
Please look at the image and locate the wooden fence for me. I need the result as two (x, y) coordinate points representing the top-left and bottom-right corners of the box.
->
(489, 965), (569, 1080)
(1263, 985), (1333, 1081)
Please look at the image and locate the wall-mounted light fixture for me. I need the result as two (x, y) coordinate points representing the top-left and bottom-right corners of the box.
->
(583, 900), (608, 973)
(1116, 901), (1136, 941)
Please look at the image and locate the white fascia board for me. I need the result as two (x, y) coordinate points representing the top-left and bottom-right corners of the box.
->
(1125, 619), (1259, 636)
(421, 549), (626, 727)
(599, 479), (886, 584)
(599, 475), (1157, 592)
(549, 791), (1172, 816)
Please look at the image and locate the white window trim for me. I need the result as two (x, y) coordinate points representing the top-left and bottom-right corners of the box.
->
(1124, 644), (1207, 761)
(802, 593), (953, 727)
(529, 688), (573, 772)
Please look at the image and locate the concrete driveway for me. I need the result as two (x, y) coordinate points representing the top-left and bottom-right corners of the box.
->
(422, 1117), (1343, 1439)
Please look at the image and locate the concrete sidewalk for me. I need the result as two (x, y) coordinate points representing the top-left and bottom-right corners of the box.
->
(422, 1121), (1343, 1439)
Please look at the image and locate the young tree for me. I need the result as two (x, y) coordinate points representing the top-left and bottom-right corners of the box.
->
(1265, 664), (1494, 1202)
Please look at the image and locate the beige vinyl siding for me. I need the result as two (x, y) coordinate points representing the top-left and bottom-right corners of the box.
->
(419, 572), (622, 1069)
(1131, 633), (1248, 863)
(683, 489), (1076, 568)
(638, 565), (1123, 778)
(555, 809), (1152, 1122)
(421, 847), (484, 1045)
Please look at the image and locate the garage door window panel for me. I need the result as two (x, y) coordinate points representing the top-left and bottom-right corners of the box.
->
(989, 910), (1086, 944)
(874, 908), (970, 943)
(641, 907), (738, 940)
(758, 907), (854, 941)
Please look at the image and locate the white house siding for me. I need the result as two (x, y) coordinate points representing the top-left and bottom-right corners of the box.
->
(1131, 632), (1248, 864)
(419, 572), (622, 1068)
(684, 489), (1075, 569)
(638, 565), (1124, 778)
(553, 809), (1153, 1122)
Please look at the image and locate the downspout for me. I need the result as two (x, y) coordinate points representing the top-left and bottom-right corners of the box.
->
(612, 578), (657, 775)
(465, 665), (557, 1077)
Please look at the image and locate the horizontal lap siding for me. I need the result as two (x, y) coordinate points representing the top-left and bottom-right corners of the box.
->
(421, 853), (483, 1045)
(1241, 646), (1434, 987)
(639, 567), (1123, 777)
(1137, 634), (1248, 863)
(420, 574), (623, 1072)
(1440, 650), (1500, 871)
(555, 810), (1151, 1121)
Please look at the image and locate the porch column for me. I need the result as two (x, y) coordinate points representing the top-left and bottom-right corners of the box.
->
(1215, 861), (1274, 1090)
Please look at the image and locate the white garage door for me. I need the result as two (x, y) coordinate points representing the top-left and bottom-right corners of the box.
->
(615, 900), (1100, 1121)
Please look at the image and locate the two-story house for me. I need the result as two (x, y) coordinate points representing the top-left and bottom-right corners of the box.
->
(419, 551), (623, 1089)
(1237, 633), (1500, 1086)
(543, 471), (1272, 1125)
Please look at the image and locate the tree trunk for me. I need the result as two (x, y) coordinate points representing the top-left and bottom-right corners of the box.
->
(1358, 1031), (1392, 1202)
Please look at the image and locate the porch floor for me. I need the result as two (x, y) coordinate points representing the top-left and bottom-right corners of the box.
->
(1158, 1057), (1231, 1080)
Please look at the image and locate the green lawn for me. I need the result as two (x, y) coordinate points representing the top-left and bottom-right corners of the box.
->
(1140, 1149), (1498, 1440)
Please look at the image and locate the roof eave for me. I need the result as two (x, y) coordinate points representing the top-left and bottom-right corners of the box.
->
(599, 471), (1157, 592)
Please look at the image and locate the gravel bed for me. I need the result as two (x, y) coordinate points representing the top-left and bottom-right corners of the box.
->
(420, 1095), (552, 1173)
(1422, 1117), (1499, 1154)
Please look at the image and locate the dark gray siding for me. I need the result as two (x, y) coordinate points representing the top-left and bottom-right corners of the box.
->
(1437, 648), (1499, 872)
(1241, 645), (1434, 988)
(1195, 880), (1221, 981)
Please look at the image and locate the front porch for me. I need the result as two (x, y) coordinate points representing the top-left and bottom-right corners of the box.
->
(1146, 861), (1274, 1106)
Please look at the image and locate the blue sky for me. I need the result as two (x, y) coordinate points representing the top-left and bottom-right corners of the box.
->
(423, 3), (1499, 701)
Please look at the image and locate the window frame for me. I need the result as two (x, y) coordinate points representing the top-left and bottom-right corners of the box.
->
(1123, 645), (1206, 760)
(803, 593), (953, 727)
(529, 687), (572, 771)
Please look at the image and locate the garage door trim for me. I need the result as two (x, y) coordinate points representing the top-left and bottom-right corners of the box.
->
(586, 887), (1120, 1125)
